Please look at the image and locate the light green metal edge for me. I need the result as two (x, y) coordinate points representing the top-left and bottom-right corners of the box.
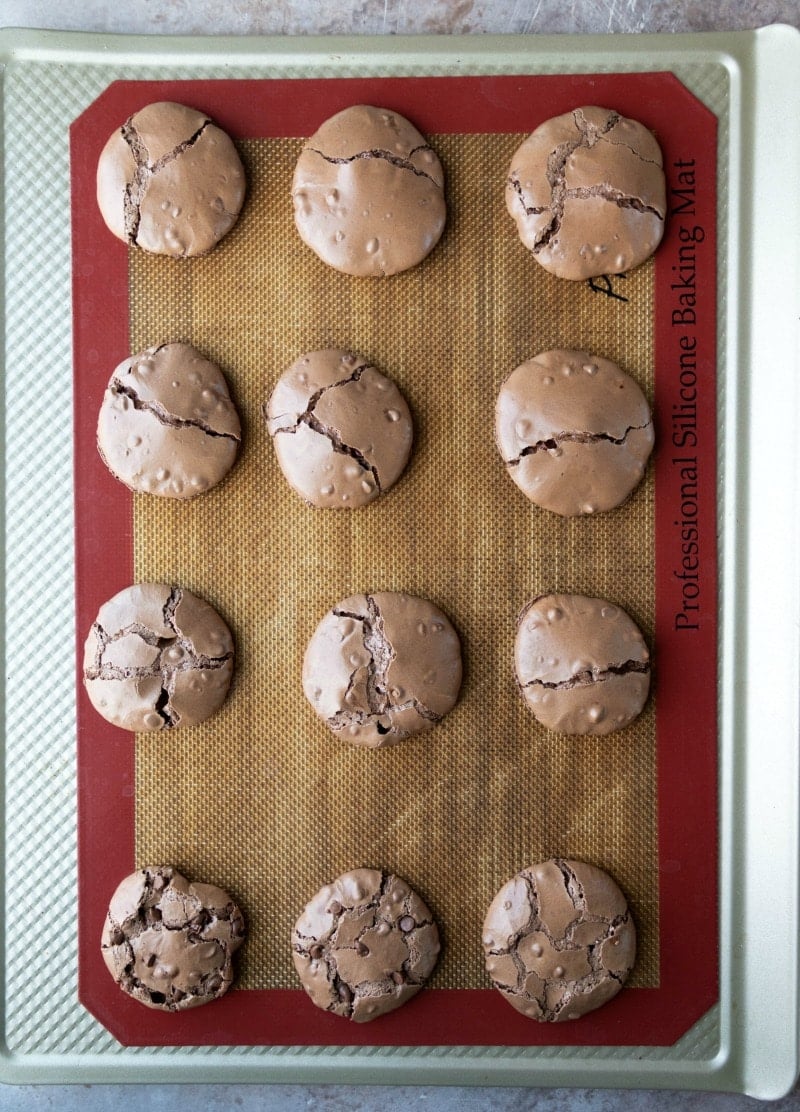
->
(1, 24), (798, 1097)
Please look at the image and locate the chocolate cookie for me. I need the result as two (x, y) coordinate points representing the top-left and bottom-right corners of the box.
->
(292, 868), (440, 1022)
(292, 104), (446, 277)
(514, 593), (650, 735)
(482, 858), (636, 1022)
(83, 583), (234, 731)
(495, 349), (654, 516)
(302, 592), (462, 747)
(506, 106), (666, 280)
(97, 342), (241, 499)
(101, 865), (245, 1011)
(96, 101), (246, 257)
(265, 349), (413, 508)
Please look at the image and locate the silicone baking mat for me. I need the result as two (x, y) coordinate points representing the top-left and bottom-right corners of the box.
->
(71, 72), (717, 1047)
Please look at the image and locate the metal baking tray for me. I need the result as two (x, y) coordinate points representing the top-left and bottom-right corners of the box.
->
(2, 25), (799, 1097)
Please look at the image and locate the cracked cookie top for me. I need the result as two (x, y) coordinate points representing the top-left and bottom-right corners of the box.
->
(506, 106), (666, 280)
(96, 101), (246, 257)
(495, 349), (654, 515)
(291, 104), (446, 277)
(83, 583), (234, 731)
(482, 858), (636, 1022)
(514, 593), (650, 735)
(101, 865), (245, 1011)
(265, 349), (413, 508)
(302, 592), (463, 747)
(291, 867), (440, 1022)
(97, 342), (241, 499)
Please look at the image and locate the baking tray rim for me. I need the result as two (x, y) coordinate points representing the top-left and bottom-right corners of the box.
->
(1, 24), (799, 1098)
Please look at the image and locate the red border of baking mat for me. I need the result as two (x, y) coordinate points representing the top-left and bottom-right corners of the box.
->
(71, 73), (718, 1047)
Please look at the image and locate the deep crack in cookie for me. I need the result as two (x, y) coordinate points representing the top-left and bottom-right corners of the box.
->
(97, 342), (241, 499)
(83, 583), (234, 731)
(265, 349), (413, 508)
(483, 858), (636, 1022)
(506, 106), (666, 280)
(514, 593), (650, 735)
(292, 868), (440, 1022)
(101, 865), (245, 1011)
(96, 101), (246, 257)
(495, 349), (654, 515)
(302, 592), (462, 747)
(292, 104), (446, 277)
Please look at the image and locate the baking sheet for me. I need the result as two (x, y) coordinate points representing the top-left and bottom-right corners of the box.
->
(2, 26), (800, 1097)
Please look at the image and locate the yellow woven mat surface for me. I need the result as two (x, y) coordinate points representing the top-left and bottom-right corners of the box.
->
(131, 134), (657, 991)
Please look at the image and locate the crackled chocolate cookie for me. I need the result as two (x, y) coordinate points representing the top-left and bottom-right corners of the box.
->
(101, 865), (245, 1011)
(83, 583), (234, 731)
(515, 593), (650, 735)
(96, 101), (246, 257)
(292, 868), (440, 1022)
(292, 104), (446, 277)
(97, 342), (241, 498)
(265, 349), (413, 508)
(482, 858), (636, 1022)
(302, 592), (462, 747)
(495, 349), (654, 515)
(506, 106), (666, 280)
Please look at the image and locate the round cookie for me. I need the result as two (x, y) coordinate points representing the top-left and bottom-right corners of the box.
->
(292, 868), (440, 1022)
(482, 858), (636, 1022)
(83, 583), (234, 731)
(494, 349), (654, 516)
(265, 349), (413, 508)
(506, 106), (666, 280)
(514, 593), (650, 735)
(97, 342), (241, 499)
(101, 865), (245, 1011)
(96, 100), (246, 257)
(302, 592), (462, 747)
(292, 104), (446, 277)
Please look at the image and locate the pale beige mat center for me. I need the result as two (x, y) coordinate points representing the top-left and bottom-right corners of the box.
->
(130, 134), (657, 991)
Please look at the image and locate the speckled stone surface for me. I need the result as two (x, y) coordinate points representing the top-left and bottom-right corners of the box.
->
(0, 1080), (799, 1111)
(2, 0), (799, 34)
(1, 1), (798, 1109)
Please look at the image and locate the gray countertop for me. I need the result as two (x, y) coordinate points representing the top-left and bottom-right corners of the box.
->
(2, 1), (799, 1109)
(2, 0), (800, 35)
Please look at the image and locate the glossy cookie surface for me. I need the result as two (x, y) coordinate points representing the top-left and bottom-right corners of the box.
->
(483, 858), (636, 1022)
(302, 592), (463, 746)
(100, 865), (245, 1011)
(506, 106), (666, 280)
(83, 583), (234, 731)
(514, 593), (650, 735)
(97, 342), (241, 499)
(292, 868), (440, 1022)
(96, 100), (246, 257)
(266, 349), (413, 508)
(292, 104), (446, 277)
(495, 349), (654, 516)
